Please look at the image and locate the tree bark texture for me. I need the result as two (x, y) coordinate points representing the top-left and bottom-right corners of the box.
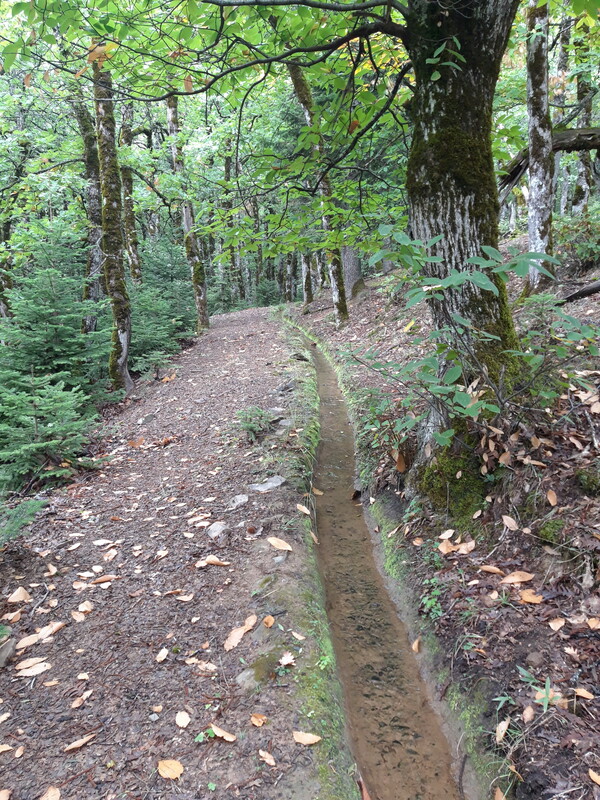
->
(120, 102), (143, 284)
(301, 253), (314, 306)
(165, 94), (209, 332)
(93, 62), (134, 393)
(404, 0), (520, 377)
(287, 64), (349, 323)
(222, 145), (246, 302)
(551, 17), (571, 204)
(572, 25), (593, 215)
(526, 0), (553, 290)
(341, 246), (365, 298)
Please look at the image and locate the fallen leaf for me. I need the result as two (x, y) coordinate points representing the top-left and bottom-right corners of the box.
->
(0, 745), (12, 754)
(151, 705), (163, 713)
(480, 565), (505, 576)
(71, 690), (93, 709)
(296, 504), (310, 516)
(546, 489), (557, 506)
(64, 733), (96, 752)
(259, 749), (275, 766)
(15, 656), (45, 670)
(77, 672), (89, 681)
(412, 537), (424, 546)
(8, 587), (32, 604)
(267, 536), (292, 552)
(587, 618), (600, 630)
(549, 618), (565, 631)
(456, 540), (476, 555)
(71, 611), (86, 622)
(79, 601), (94, 614)
(224, 614), (257, 651)
(411, 636), (421, 653)
(312, 487), (324, 496)
(502, 515), (519, 531)
(279, 651), (295, 666)
(196, 555), (230, 568)
(438, 540), (458, 555)
(500, 571), (534, 584)
(439, 530), (455, 540)
(156, 648), (169, 663)
(90, 574), (118, 585)
(39, 789), (61, 800)
(0, 713), (9, 725)
(575, 687), (594, 700)
(589, 769), (600, 787)
(17, 661), (51, 677)
(38, 621), (65, 641)
(494, 788), (507, 800)
(175, 594), (194, 602)
(293, 731), (322, 746)
(251, 713), (267, 727)
(263, 615), (275, 628)
(291, 631), (306, 641)
(158, 759), (184, 779)
(16, 633), (39, 650)
(211, 724), (236, 742)
(522, 706), (535, 723)
(495, 717), (510, 743)
(0, 790), (11, 799)
(519, 589), (543, 604)
(176, 711), (191, 728)
(14, 746), (24, 758)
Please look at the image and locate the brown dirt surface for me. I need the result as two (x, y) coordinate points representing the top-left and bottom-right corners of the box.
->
(0, 308), (356, 800)
(291, 265), (600, 800)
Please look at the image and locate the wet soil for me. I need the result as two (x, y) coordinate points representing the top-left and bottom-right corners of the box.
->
(311, 347), (462, 800)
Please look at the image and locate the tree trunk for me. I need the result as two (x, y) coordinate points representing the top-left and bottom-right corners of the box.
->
(165, 94), (209, 332)
(287, 64), (349, 323)
(120, 102), (143, 284)
(404, 0), (520, 381)
(72, 97), (104, 332)
(525, 0), (554, 291)
(342, 246), (365, 298)
(552, 17), (571, 206)
(93, 62), (134, 393)
(301, 253), (314, 307)
(572, 24), (593, 215)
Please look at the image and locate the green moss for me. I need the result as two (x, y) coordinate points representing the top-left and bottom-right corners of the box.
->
(417, 450), (486, 517)
(576, 466), (600, 496)
(538, 518), (564, 544)
(251, 650), (281, 684)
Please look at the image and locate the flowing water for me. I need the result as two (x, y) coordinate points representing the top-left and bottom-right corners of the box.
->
(312, 347), (467, 800)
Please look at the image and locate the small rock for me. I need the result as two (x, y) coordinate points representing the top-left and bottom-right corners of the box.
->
(526, 651), (544, 668)
(227, 494), (248, 511)
(149, 713), (159, 722)
(248, 476), (286, 493)
(235, 668), (260, 693)
(206, 522), (230, 547)
(272, 553), (288, 565)
(0, 636), (16, 669)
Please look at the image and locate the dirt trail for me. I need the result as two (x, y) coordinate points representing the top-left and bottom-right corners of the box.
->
(0, 308), (354, 800)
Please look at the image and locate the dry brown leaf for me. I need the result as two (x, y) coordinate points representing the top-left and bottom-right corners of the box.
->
(312, 487), (324, 496)
(0, 790), (12, 800)
(259, 749), (276, 766)
(39, 789), (61, 800)
(8, 587), (32, 603)
(16, 632), (39, 650)
(251, 713), (267, 727)
(77, 672), (89, 681)
(546, 489), (557, 507)
(522, 706), (535, 723)
(176, 711), (191, 728)
(494, 788), (507, 800)
(480, 565), (505, 576)
(17, 661), (51, 677)
(263, 615), (275, 628)
(64, 733), (96, 752)
(90, 574), (118, 585)
(279, 651), (295, 666)
(548, 618), (565, 631)
(15, 656), (45, 670)
(438, 540), (458, 555)
(224, 614), (257, 651)
(71, 611), (86, 623)
(439, 529), (455, 540)
(0, 745), (12, 754)
(589, 769), (600, 787)
(211, 724), (236, 742)
(197, 555), (230, 568)
(293, 731), (322, 746)
(412, 537), (423, 546)
(456, 540), (476, 555)
(156, 648), (169, 663)
(267, 536), (292, 552)
(500, 571), (534, 584)
(71, 689), (93, 709)
(519, 589), (543, 604)
(175, 594), (194, 602)
(587, 618), (600, 630)
(310, 530), (319, 544)
(158, 759), (184, 780)
(0, 713), (9, 725)
(43, 680), (59, 687)
(38, 621), (65, 640)
(575, 687), (594, 700)
(291, 631), (306, 641)
(14, 746), (24, 758)
(296, 504), (310, 516)
(502, 515), (519, 531)
(411, 636), (421, 653)
(495, 718), (510, 743)
(151, 705), (163, 713)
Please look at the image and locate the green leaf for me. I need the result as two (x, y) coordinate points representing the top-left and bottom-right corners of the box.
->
(430, 70), (441, 81)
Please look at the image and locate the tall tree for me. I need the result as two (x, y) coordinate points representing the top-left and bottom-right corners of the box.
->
(93, 58), (134, 392)
(572, 22), (594, 215)
(165, 94), (209, 332)
(525, 0), (554, 292)
(120, 102), (142, 284)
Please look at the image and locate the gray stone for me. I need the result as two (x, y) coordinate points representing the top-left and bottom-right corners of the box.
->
(0, 636), (16, 669)
(227, 494), (248, 511)
(206, 522), (230, 547)
(235, 668), (259, 692)
(248, 475), (286, 493)
(149, 713), (159, 722)
(526, 651), (544, 668)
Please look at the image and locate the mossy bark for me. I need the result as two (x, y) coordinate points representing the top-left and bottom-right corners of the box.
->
(93, 62), (134, 393)
(572, 24), (593, 215)
(301, 252), (314, 306)
(120, 102), (142, 285)
(165, 94), (209, 332)
(0, 140), (31, 318)
(525, 0), (554, 292)
(404, 0), (520, 383)
(287, 64), (349, 324)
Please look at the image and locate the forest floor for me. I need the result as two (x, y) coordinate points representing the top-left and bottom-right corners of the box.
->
(0, 308), (358, 800)
(289, 258), (600, 800)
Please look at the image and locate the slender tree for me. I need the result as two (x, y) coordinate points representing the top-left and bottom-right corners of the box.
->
(165, 94), (209, 331)
(572, 23), (593, 215)
(93, 59), (134, 392)
(120, 102), (142, 284)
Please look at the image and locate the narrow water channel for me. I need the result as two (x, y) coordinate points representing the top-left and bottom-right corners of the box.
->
(311, 348), (464, 800)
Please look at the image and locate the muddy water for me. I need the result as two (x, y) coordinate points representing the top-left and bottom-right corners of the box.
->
(312, 348), (462, 800)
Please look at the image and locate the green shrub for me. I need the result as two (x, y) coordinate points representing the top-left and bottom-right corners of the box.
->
(0, 498), (47, 547)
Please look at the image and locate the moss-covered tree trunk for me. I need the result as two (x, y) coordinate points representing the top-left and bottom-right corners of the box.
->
(72, 97), (104, 332)
(404, 0), (520, 381)
(120, 102), (142, 284)
(287, 64), (349, 324)
(526, 0), (554, 291)
(301, 253), (314, 307)
(165, 94), (209, 332)
(572, 25), (593, 215)
(93, 62), (134, 393)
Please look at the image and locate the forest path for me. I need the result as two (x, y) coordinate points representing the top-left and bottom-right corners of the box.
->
(1, 307), (356, 800)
